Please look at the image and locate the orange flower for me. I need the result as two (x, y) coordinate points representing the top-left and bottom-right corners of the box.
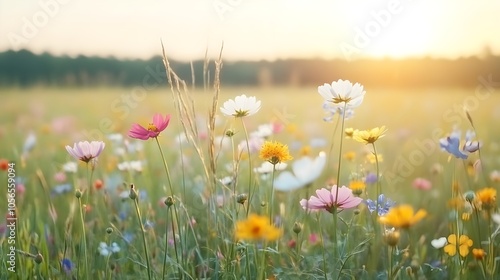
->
(94, 179), (104, 190)
(379, 204), (427, 229)
(349, 180), (366, 195)
(235, 214), (282, 242)
(472, 248), (486, 260)
(259, 141), (293, 165)
(0, 159), (9, 171)
(476, 187), (496, 210)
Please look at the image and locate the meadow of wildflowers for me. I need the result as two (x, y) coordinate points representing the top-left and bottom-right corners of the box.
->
(1, 57), (500, 280)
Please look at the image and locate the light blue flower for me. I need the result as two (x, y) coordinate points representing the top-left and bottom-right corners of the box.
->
(322, 102), (354, 122)
(365, 194), (395, 216)
(439, 129), (475, 159)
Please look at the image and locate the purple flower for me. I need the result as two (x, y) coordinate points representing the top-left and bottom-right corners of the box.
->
(61, 258), (74, 274)
(365, 194), (395, 216)
(364, 172), (378, 184)
(439, 130), (467, 159)
(439, 129), (481, 159)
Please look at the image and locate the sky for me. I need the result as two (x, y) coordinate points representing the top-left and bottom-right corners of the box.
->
(1, 0), (499, 61)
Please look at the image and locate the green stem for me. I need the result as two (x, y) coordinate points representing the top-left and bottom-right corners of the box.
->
(372, 143), (381, 217)
(155, 137), (183, 276)
(78, 196), (89, 280)
(258, 242), (267, 280)
(269, 165), (276, 225)
(133, 198), (152, 280)
(388, 246), (394, 280)
(170, 204), (182, 279)
(162, 205), (170, 279)
(155, 137), (175, 196)
(332, 104), (347, 266)
(240, 118), (253, 217)
(318, 213), (328, 280)
(335, 104), (347, 193)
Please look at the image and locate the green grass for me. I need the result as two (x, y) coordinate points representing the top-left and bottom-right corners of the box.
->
(1, 85), (500, 279)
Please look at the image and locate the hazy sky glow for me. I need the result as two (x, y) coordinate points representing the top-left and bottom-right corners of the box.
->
(1, 0), (499, 61)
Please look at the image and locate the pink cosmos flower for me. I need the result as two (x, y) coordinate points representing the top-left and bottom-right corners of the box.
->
(300, 185), (362, 213)
(65, 141), (105, 163)
(128, 113), (171, 140)
(412, 177), (432, 190)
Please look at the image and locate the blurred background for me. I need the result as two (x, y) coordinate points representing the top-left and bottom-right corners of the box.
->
(1, 0), (500, 88)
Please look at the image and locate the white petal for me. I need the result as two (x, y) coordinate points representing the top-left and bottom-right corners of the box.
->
(274, 171), (303, 191)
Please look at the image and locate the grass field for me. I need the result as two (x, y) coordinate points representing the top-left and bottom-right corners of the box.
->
(1, 84), (500, 279)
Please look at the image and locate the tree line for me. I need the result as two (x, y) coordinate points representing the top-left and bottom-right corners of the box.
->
(0, 49), (499, 88)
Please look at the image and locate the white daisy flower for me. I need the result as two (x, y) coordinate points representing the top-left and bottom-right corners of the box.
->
(220, 94), (261, 117)
(254, 161), (287, 174)
(98, 242), (121, 256)
(431, 237), (447, 249)
(250, 124), (274, 139)
(318, 79), (365, 108)
(274, 152), (326, 192)
(62, 161), (78, 173)
(117, 160), (143, 172)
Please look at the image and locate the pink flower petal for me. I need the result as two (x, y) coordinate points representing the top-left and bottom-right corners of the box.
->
(315, 188), (333, 205)
(128, 124), (150, 140)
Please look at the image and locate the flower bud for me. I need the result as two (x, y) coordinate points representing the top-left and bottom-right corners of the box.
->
(129, 184), (138, 200)
(164, 196), (175, 207)
(34, 253), (44, 264)
(236, 194), (247, 204)
(293, 222), (303, 234)
(384, 228), (400, 247)
(75, 189), (82, 199)
(464, 191), (475, 203)
(225, 129), (235, 137)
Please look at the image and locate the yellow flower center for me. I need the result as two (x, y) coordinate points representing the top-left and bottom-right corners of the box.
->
(233, 110), (249, 118)
(331, 96), (352, 104)
(147, 123), (158, 132)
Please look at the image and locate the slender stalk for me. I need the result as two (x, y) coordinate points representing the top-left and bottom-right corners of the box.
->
(155, 137), (175, 196)
(257, 242), (267, 280)
(388, 246), (394, 280)
(77, 196), (89, 280)
(240, 119), (253, 216)
(318, 213), (328, 280)
(371, 143), (381, 217)
(132, 196), (152, 280)
(332, 104), (347, 263)
(269, 165), (276, 225)
(334, 104), (347, 192)
(155, 137), (182, 274)
(162, 204), (171, 279)
(170, 204), (182, 279)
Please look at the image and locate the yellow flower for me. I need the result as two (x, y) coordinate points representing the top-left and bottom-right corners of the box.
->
(472, 248), (486, 260)
(349, 180), (366, 195)
(345, 128), (354, 138)
(343, 151), (356, 161)
(299, 145), (311, 156)
(444, 234), (473, 257)
(366, 153), (383, 164)
(235, 214), (282, 241)
(379, 204), (427, 229)
(476, 187), (496, 210)
(352, 126), (388, 144)
(259, 141), (293, 165)
(447, 197), (465, 210)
